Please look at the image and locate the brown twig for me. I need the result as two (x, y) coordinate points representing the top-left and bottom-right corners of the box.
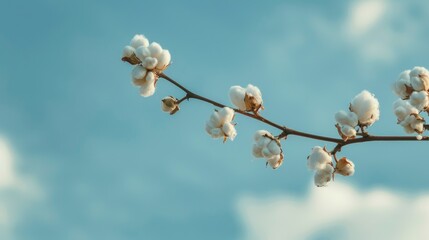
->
(158, 72), (429, 154)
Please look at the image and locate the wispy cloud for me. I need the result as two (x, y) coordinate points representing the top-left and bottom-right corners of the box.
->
(0, 137), (44, 239)
(236, 182), (429, 240)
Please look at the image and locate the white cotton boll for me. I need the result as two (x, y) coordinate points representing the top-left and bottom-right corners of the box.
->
(156, 50), (171, 70)
(229, 86), (247, 110)
(252, 144), (264, 158)
(253, 130), (270, 142)
(130, 34), (149, 49)
(267, 140), (281, 155)
(122, 46), (135, 58)
(135, 46), (151, 61)
(142, 57), (158, 70)
(307, 146), (332, 171)
(410, 66), (429, 91)
(341, 125), (357, 137)
(222, 122), (237, 140)
(210, 128), (223, 138)
(409, 91), (429, 111)
(267, 154), (283, 169)
(393, 70), (411, 99)
(350, 90), (380, 126)
(148, 42), (163, 58)
(218, 107), (234, 123)
(140, 81), (155, 97)
(245, 84), (263, 105)
(335, 110), (358, 127)
(314, 164), (334, 187)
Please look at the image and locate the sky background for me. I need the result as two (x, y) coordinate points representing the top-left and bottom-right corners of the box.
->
(1, 0), (429, 239)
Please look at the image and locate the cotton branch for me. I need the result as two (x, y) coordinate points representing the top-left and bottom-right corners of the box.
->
(159, 72), (429, 145)
(122, 34), (428, 187)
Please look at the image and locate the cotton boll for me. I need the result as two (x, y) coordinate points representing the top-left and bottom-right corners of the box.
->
(229, 86), (247, 110)
(267, 140), (281, 155)
(335, 110), (358, 127)
(130, 34), (149, 49)
(350, 90), (380, 126)
(222, 122), (237, 140)
(148, 42), (163, 58)
(335, 157), (355, 176)
(314, 164), (334, 187)
(122, 46), (135, 58)
(142, 57), (158, 70)
(156, 50), (171, 71)
(410, 66), (429, 91)
(307, 146), (332, 171)
(267, 154), (283, 169)
(393, 70), (412, 99)
(341, 125), (357, 137)
(409, 91), (429, 111)
(218, 107), (234, 123)
(135, 46), (151, 61)
(161, 96), (179, 114)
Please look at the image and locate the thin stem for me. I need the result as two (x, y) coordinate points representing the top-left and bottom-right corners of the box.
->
(158, 72), (429, 152)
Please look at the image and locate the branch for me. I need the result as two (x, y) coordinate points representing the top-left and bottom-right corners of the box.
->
(158, 72), (429, 153)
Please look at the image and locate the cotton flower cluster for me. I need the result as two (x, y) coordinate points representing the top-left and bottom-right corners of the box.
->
(229, 84), (263, 112)
(307, 146), (334, 187)
(392, 67), (428, 135)
(334, 90), (379, 139)
(393, 99), (425, 134)
(252, 130), (284, 169)
(307, 146), (355, 187)
(122, 34), (171, 97)
(205, 107), (237, 142)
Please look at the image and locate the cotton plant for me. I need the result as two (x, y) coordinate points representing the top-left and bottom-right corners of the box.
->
(229, 84), (263, 113)
(334, 90), (379, 139)
(121, 34), (429, 189)
(307, 146), (355, 187)
(122, 34), (171, 97)
(252, 130), (284, 169)
(205, 107), (237, 142)
(392, 67), (429, 136)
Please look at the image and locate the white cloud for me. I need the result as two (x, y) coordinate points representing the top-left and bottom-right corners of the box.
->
(345, 0), (386, 38)
(236, 182), (429, 240)
(0, 137), (44, 239)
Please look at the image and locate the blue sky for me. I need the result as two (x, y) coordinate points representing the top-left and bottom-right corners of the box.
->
(1, 0), (429, 239)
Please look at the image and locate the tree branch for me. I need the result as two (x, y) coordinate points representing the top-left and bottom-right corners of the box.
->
(158, 72), (428, 154)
